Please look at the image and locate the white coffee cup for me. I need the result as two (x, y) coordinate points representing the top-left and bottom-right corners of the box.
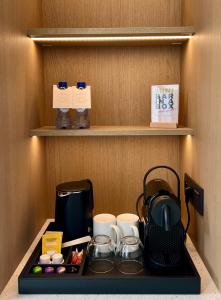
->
(93, 213), (139, 251)
(93, 214), (120, 243)
(116, 213), (139, 238)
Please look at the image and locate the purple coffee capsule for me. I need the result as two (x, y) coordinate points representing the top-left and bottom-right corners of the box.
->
(44, 266), (54, 274)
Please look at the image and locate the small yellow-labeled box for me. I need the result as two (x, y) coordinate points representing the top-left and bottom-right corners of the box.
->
(42, 231), (63, 255)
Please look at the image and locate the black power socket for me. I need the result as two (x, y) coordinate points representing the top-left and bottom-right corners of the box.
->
(184, 174), (204, 216)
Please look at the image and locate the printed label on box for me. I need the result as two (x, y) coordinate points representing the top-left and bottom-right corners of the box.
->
(53, 85), (73, 108)
(72, 86), (91, 109)
(42, 231), (63, 255)
(151, 84), (179, 124)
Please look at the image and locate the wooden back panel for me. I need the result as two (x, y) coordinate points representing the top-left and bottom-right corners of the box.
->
(42, 0), (181, 27)
(42, 0), (182, 216)
(46, 136), (180, 215)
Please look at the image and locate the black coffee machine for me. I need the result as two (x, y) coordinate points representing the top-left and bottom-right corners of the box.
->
(137, 166), (190, 269)
(55, 179), (94, 242)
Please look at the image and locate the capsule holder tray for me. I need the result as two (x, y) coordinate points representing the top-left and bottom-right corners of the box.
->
(18, 222), (201, 294)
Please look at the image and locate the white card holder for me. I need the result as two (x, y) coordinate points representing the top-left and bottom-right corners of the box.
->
(53, 85), (73, 108)
(72, 86), (91, 109)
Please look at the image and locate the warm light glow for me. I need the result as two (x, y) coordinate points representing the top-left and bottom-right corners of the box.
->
(185, 135), (193, 151)
(182, 134), (193, 170)
(31, 35), (193, 42)
(31, 136), (40, 146)
(30, 136), (45, 162)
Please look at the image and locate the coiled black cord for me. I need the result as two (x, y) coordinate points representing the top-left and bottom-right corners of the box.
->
(136, 192), (144, 222)
(184, 187), (192, 236)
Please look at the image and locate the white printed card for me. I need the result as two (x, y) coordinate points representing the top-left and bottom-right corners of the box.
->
(72, 86), (91, 109)
(53, 85), (73, 108)
(151, 84), (179, 124)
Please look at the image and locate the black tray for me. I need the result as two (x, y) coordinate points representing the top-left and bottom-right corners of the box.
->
(18, 222), (201, 294)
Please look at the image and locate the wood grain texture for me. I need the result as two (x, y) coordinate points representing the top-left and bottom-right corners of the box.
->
(0, 0), (47, 293)
(30, 126), (194, 136)
(43, 45), (182, 216)
(42, 0), (182, 28)
(41, 0), (183, 218)
(181, 0), (221, 291)
(46, 136), (180, 216)
(43, 46), (181, 126)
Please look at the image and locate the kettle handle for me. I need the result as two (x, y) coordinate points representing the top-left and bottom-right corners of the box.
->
(143, 165), (180, 203)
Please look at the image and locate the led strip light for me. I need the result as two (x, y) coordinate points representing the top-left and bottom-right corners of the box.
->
(31, 35), (193, 42)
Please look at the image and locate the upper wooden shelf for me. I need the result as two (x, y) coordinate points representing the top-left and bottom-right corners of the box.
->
(30, 126), (194, 137)
(27, 27), (195, 46)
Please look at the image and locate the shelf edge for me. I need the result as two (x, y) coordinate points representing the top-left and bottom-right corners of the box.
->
(30, 126), (194, 137)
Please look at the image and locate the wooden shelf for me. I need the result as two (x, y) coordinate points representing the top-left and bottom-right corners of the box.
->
(30, 126), (194, 137)
(28, 27), (195, 46)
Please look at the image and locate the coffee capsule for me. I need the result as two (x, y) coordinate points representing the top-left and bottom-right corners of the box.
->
(32, 266), (42, 274)
(66, 266), (78, 273)
(56, 266), (66, 274)
(44, 266), (54, 274)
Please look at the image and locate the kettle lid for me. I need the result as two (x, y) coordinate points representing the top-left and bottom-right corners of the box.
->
(56, 179), (92, 193)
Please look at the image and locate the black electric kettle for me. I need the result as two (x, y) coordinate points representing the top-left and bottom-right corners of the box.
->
(137, 166), (190, 269)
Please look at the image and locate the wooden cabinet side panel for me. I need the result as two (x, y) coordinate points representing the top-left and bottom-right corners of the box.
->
(0, 0), (47, 293)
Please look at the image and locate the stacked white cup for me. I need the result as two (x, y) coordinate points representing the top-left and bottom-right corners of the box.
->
(93, 213), (139, 252)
